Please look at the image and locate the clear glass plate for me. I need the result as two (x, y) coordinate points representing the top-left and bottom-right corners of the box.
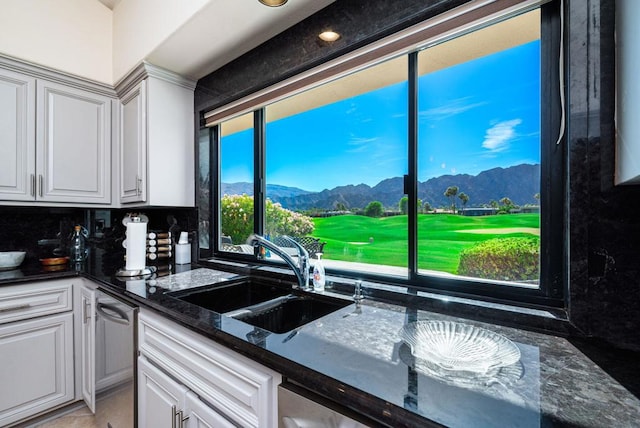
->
(398, 320), (521, 374)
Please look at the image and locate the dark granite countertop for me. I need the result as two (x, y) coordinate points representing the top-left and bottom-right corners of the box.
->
(2, 253), (639, 427)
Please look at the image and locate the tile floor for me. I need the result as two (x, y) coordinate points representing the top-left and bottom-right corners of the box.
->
(20, 382), (133, 428)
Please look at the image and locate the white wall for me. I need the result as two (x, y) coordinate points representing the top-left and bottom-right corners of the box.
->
(0, 0), (112, 83)
(112, 0), (209, 83)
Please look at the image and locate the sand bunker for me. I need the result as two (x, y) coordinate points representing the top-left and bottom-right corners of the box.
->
(456, 227), (540, 236)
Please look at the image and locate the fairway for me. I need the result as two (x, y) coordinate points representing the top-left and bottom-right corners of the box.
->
(311, 213), (540, 274)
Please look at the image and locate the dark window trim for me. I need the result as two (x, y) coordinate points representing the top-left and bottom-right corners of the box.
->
(205, 0), (565, 310)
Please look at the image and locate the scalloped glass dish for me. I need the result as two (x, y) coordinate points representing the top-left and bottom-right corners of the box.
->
(398, 321), (521, 374)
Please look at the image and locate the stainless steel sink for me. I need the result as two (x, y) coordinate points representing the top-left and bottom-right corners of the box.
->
(167, 277), (350, 333)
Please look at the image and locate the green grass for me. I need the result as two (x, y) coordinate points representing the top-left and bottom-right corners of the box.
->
(311, 213), (540, 274)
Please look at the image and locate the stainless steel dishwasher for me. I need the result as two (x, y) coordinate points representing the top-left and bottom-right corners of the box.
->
(278, 382), (372, 428)
(93, 290), (137, 428)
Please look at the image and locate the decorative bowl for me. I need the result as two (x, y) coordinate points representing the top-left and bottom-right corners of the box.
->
(398, 320), (521, 374)
(0, 251), (26, 271)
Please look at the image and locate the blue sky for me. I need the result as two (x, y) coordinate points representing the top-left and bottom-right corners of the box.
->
(221, 40), (541, 192)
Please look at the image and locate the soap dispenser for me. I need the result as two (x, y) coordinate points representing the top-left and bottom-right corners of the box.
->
(313, 253), (325, 291)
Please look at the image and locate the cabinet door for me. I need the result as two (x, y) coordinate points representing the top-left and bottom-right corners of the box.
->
(80, 285), (96, 413)
(138, 356), (188, 428)
(119, 80), (147, 204)
(36, 80), (112, 204)
(0, 68), (35, 201)
(185, 391), (236, 428)
(0, 312), (74, 427)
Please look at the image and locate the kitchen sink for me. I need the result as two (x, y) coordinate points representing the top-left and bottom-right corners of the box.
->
(229, 294), (350, 334)
(168, 277), (351, 333)
(168, 277), (292, 314)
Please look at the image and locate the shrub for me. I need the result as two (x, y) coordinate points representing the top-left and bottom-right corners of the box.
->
(220, 194), (314, 244)
(457, 237), (539, 281)
(364, 201), (384, 217)
(265, 199), (315, 237)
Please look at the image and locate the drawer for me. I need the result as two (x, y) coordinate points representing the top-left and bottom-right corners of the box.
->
(0, 280), (73, 324)
(138, 309), (281, 428)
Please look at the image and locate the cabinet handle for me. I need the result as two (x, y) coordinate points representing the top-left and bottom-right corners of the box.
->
(0, 303), (31, 313)
(171, 405), (177, 428)
(179, 410), (189, 428)
(38, 174), (43, 197)
(30, 174), (35, 197)
(136, 175), (142, 196)
(83, 299), (91, 324)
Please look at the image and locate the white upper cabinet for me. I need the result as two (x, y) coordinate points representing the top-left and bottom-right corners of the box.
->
(0, 68), (35, 201)
(0, 56), (115, 205)
(36, 80), (112, 204)
(117, 63), (195, 207)
(119, 80), (147, 203)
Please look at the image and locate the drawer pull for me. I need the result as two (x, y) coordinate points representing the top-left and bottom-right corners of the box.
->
(0, 303), (31, 313)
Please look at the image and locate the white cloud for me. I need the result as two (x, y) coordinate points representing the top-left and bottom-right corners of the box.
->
(346, 136), (378, 153)
(420, 97), (487, 121)
(441, 163), (446, 169)
(482, 119), (522, 152)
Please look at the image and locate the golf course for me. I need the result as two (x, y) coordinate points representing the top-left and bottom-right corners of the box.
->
(312, 213), (540, 274)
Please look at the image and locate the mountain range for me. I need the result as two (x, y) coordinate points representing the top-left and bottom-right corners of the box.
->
(221, 163), (540, 211)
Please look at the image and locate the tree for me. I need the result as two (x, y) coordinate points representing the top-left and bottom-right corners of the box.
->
(399, 196), (409, 214)
(500, 197), (513, 206)
(364, 201), (384, 217)
(423, 201), (431, 212)
(534, 193), (540, 203)
(458, 192), (469, 212)
(444, 186), (459, 213)
(490, 200), (499, 209)
(499, 197), (514, 214)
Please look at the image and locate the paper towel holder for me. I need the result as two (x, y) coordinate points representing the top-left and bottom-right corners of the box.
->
(116, 213), (153, 278)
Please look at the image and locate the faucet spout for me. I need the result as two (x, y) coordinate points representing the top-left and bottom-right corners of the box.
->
(246, 234), (310, 289)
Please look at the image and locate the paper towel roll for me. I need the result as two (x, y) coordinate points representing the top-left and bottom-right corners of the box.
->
(125, 220), (147, 270)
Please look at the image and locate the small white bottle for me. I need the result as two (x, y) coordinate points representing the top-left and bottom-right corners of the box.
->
(313, 253), (325, 291)
(175, 231), (191, 265)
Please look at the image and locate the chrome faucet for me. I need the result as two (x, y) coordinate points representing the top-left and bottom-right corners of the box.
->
(246, 234), (310, 289)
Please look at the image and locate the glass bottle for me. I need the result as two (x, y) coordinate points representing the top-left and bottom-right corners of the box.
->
(313, 253), (325, 291)
(70, 225), (86, 262)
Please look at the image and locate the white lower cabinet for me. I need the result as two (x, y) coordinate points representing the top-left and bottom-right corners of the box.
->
(138, 309), (281, 427)
(0, 312), (74, 426)
(139, 356), (236, 428)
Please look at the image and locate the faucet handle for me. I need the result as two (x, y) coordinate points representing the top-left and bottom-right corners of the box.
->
(353, 280), (364, 302)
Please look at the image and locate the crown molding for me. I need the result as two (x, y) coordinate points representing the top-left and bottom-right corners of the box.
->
(0, 53), (116, 97)
(114, 61), (196, 96)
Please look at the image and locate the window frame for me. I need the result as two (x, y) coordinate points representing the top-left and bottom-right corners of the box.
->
(201, 0), (565, 308)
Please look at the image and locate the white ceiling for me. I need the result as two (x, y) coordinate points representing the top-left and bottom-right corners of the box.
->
(99, 0), (335, 80)
(97, 0), (121, 10)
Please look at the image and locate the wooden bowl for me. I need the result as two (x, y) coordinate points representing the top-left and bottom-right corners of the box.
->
(39, 256), (70, 266)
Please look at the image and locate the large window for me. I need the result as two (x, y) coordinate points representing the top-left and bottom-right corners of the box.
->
(264, 56), (408, 275)
(202, 1), (562, 305)
(417, 9), (542, 287)
(219, 112), (255, 253)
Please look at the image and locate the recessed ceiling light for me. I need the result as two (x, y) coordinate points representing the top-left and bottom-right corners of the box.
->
(258, 0), (288, 6)
(319, 31), (341, 42)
